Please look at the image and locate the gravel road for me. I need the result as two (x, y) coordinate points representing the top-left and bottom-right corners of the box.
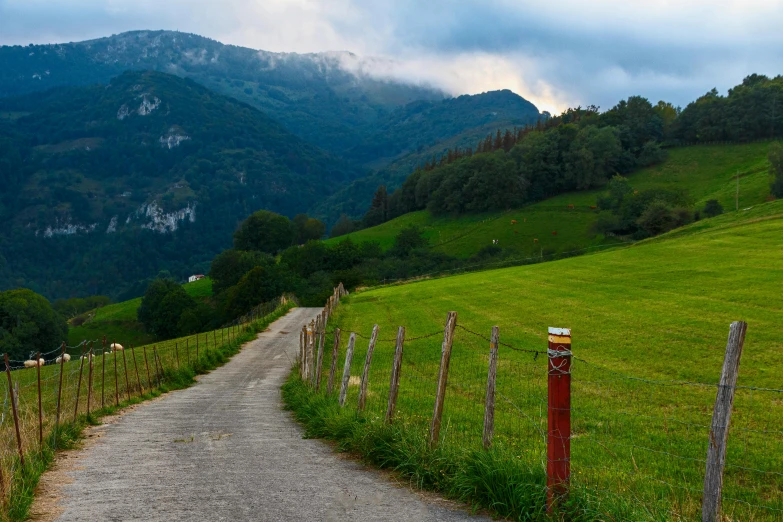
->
(53, 307), (485, 521)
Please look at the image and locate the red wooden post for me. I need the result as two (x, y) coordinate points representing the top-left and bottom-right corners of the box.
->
(547, 327), (572, 511)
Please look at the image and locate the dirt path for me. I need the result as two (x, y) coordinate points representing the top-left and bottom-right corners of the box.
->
(42, 308), (485, 521)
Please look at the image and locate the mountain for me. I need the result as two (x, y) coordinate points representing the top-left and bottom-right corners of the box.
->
(314, 90), (543, 222)
(0, 70), (365, 300)
(0, 30), (446, 157)
(0, 31), (542, 175)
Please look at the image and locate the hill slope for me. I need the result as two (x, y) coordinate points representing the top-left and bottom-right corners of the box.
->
(0, 70), (364, 299)
(326, 142), (774, 258)
(326, 199), (783, 519)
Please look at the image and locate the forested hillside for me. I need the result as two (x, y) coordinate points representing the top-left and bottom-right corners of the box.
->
(0, 70), (364, 300)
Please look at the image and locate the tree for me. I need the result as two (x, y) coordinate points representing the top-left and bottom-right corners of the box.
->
(233, 210), (295, 254)
(301, 218), (326, 242)
(209, 249), (273, 295)
(222, 266), (283, 320)
(0, 289), (67, 361)
(137, 279), (197, 338)
(390, 226), (427, 257)
(703, 199), (724, 218)
(770, 142), (783, 198)
(330, 214), (356, 238)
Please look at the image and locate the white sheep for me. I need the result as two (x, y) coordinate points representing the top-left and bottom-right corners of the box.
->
(39, 358), (46, 366)
(110, 343), (124, 351)
(24, 360), (39, 368)
(55, 353), (71, 364)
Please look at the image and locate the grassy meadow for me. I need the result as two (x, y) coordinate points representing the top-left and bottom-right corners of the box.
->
(325, 142), (774, 260)
(67, 277), (213, 346)
(299, 199), (783, 521)
(0, 296), (292, 522)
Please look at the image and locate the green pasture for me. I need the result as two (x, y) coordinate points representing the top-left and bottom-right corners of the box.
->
(311, 200), (783, 520)
(326, 142), (774, 260)
(67, 277), (213, 346)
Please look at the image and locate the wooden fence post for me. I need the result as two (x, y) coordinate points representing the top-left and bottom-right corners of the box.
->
(357, 325), (379, 411)
(196, 334), (199, 360)
(101, 337), (106, 409)
(386, 326), (405, 424)
(86, 344), (94, 417)
(311, 316), (321, 386)
(175, 342), (180, 370)
(702, 321), (748, 522)
(483, 326), (500, 449)
(327, 329), (341, 394)
(113, 342), (119, 406)
(315, 316), (327, 390)
(547, 327), (572, 512)
(74, 344), (87, 422)
(37, 351), (43, 448)
(122, 345), (131, 401)
(143, 346), (151, 388)
(299, 328), (304, 378)
(153, 347), (162, 386)
(429, 311), (458, 448)
(131, 345), (143, 394)
(5, 354), (25, 466)
(56, 342), (66, 432)
(339, 333), (357, 407)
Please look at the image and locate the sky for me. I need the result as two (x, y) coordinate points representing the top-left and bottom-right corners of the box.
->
(1, 0), (782, 114)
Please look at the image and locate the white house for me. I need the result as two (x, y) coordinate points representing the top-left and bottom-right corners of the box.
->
(188, 274), (205, 283)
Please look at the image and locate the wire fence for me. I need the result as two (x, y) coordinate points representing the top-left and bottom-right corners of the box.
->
(0, 294), (294, 508)
(300, 290), (783, 521)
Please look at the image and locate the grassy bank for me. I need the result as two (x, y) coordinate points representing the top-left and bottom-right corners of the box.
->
(1, 299), (293, 522)
(291, 201), (783, 521)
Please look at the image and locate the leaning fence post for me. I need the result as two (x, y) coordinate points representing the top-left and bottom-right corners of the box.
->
(122, 344), (131, 401)
(385, 326), (405, 424)
(74, 344), (87, 422)
(547, 327), (572, 512)
(131, 345), (143, 394)
(429, 311), (458, 448)
(315, 316), (327, 390)
(56, 342), (66, 433)
(358, 324), (379, 411)
(702, 321), (747, 522)
(327, 328), (341, 394)
(87, 344), (94, 417)
(143, 346), (151, 388)
(4, 354), (25, 466)
(483, 326), (500, 449)
(37, 351), (44, 448)
(101, 337), (106, 409)
(339, 333), (357, 407)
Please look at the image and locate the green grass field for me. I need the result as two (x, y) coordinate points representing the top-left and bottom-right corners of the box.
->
(67, 277), (213, 346)
(306, 199), (783, 520)
(326, 142), (774, 260)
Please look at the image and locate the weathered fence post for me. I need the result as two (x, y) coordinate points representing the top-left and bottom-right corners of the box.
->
(37, 351), (44, 448)
(299, 328), (305, 378)
(101, 337), (106, 409)
(153, 347), (162, 386)
(131, 345), (143, 394)
(87, 344), (94, 417)
(121, 344), (131, 401)
(429, 311), (458, 448)
(143, 346), (151, 388)
(113, 341), (120, 406)
(311, 316), (321, 386)
(339, 333), (357, 407)
(702, 321), (748, 522)
(186, 338), (190, 366)
(386, 326), (406, 424)
(358, 325), (379, 411)
(327, 328), (341, 394)
(547, 327), (572, 512)
(74, 344), (87, 422)
(483, 326), (500, 449)
(5, 354), (25, 466)
(196, 333), (199, 360)
(56, 342), (66, 432)
(315, 316), (327, 390)
(175, 342), (180, 370)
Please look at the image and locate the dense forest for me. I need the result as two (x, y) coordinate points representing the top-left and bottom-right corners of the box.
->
(0, 70), (364, 300)
(351, 75), (783, 232)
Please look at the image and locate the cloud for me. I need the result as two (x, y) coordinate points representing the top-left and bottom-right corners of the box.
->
(1, 0), (782, 113)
